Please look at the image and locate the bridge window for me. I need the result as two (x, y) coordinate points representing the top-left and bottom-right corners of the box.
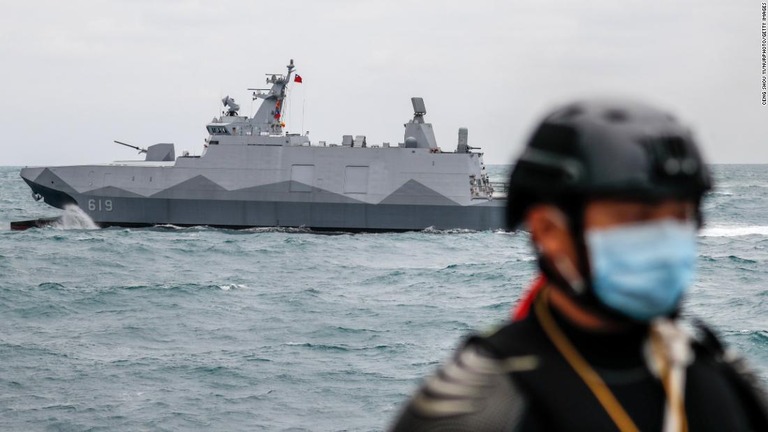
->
(207, 126), (230, 135)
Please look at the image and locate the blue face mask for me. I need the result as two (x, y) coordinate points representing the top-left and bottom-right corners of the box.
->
(585, 219), (697, 321)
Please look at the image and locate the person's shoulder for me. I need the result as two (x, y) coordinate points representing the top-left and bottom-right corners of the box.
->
(388, 334), (531, 431)
(686, 319), (768, 429)
(474, 315), (546, 360)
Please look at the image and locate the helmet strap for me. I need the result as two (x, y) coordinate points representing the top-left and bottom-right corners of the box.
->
(535, 200), (590, 297)
(563, 200), (592, 284)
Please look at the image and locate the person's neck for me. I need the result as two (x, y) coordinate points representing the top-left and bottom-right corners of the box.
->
(545, 283), (634, 333)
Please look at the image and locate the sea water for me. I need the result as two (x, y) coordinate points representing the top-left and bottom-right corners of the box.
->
(0, 165), (766, 431)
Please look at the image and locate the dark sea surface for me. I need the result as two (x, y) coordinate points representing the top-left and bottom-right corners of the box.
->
(1, 164), (766, 431)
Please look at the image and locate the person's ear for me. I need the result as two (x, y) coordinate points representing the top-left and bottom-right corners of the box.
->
(527, 205), (586, 293)
(526, 205), (573, 260)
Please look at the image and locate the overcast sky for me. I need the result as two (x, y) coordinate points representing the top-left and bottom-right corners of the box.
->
(1, 0), (765, 166)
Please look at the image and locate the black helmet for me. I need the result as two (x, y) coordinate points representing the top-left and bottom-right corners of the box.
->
(506, 98), (712, 229)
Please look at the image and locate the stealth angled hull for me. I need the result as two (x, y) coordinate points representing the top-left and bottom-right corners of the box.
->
(20, 148), (505, 231)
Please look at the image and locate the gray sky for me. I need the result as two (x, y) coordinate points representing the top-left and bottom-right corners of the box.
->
(1, 0), (764, 166)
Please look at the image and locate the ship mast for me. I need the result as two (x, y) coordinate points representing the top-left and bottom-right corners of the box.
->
(248, 59), (296, 135)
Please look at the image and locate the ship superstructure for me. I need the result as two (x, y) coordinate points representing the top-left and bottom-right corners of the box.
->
(19, 60), (505, 231)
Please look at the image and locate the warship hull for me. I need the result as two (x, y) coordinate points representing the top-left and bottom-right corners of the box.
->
(19, 193), (504, 232)
(20, 147), (506, 231)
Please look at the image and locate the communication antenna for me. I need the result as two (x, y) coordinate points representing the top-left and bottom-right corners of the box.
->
(301, 90), (306, 137)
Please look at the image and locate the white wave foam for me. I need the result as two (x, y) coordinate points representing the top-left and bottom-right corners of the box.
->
(53, 205), (99, 230)
(421, 227), (476, 234)
(155, 224), (185, 230)
(218, 284), (248, 291)
(700, 225), (768, 237)
(244, 226), (312, 233)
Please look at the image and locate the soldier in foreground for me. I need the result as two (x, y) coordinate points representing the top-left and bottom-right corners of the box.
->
(389, 99), (768, 431)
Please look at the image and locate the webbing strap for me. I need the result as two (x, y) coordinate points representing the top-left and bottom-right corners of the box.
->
(534, 288), (640, 432)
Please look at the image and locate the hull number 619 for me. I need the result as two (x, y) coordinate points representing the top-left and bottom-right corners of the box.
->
(88, 199), (113, 212)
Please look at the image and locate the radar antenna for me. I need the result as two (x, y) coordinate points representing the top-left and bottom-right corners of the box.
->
(411, 97), (427, 123)
(222, 96), (240, 116)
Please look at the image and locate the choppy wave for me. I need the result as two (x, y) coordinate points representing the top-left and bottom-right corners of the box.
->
(1, 164), (767, 431)
(700, 225), (768, 237)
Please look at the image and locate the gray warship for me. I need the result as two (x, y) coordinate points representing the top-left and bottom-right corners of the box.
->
(18, 60), (506, 231)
